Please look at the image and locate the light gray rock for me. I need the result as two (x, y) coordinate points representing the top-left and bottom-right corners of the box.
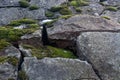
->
(0, 8), (24, 25)
(30, 0), (67, 9)
(48, 15), (120, 40)
(0, 0), (19, 7)
(0, 46), (21, 80)
(0, 0), (67, 26)
(19, 45), (32, 57)
(22, 57), (100, 80)
(107, 0), (120, 6)
(101, 10), (120, 23)
(77, 32), (120, 80)
(81, 3), (104, 16)
(0, 7), (45, 25)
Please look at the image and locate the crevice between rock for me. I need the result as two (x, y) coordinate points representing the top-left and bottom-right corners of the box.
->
(76, 50), (103, 80)
(11, 41), (25, 80)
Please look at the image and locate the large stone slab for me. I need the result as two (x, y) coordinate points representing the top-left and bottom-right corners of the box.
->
(30, 0), (67, 9)
(0, 0), (19, 7)
(48, 15), (120, 40)
(77, 32), (120, 80)
(0, 46), (21, 80)
(22, 57), (100, 80)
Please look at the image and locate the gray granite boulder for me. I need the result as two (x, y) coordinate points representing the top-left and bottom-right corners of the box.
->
(48, 15), (120, 40)
(0, 0), (67, 26)
(101, 10), (120, 23)
(22, 57), (100, 80)
(77, 32), (120, 80)
(0, 7), (45, 25)
(30, 0), (67, 9)
(0, 46), (21, 80)
(0, 8), (24, 25)
(81, 3), (104, 16)
(0, 0), (19, 7)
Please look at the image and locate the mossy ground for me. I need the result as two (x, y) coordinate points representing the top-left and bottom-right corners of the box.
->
(0, 18), (40, 43)
(22, 44), (76, 59)
(0, 56), (19, 66)
(18, 70), (28, 80)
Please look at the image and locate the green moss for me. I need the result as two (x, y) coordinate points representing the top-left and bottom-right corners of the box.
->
(49, 6), (63, 12)
(48, 46), (76, 58)
(8, 57), (19, 66)
(70, 0), (89, 6)
(18, 18), (36, 24)
(0, 39), (10, 50)
(29, 24), (39, 28)
(70, 1), (78, 6)
(19, 0), (30, 8)
(29, 5), (39, 10)
(60, 8), (72, 15)
(60, 15), (72, 19)
(8, 21), (21, 26)
(0, 26), (38, 42)
(8, 18), (36, 26)
(0, 56), (8, 64)
(0, 56), (19, 66)
(18, 71), (28, 80)
(78, 0), (89, 6)
(106, 6), (118, 11)
(45, 11), (54, 17)
(22, 44), (76, 59)
(75, 7), (82, 13)
(102, 16), (111, 20)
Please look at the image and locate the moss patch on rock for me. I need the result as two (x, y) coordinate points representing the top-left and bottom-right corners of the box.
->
(106, 6), (118, 12)
(0, 56), (18, 66)
(0, 39), (10, 50)
(19, 0), (30, 8)
(22, 44), (76, 59)
(29, 5), (39, 10)
(60, 7), (72, 15)
(18, 70), (28, 80)
(70, 0), (89, 7)
(8, 18), (36, 26)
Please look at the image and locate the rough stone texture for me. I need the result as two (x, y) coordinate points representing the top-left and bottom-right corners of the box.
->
(19, 45), (32, 57)
(30, 0), (67, 9)
(107, 0), (120, 6)
(48, 15), (120, 40)
(81, 3), (104, 16)
(77, 32), (120, 80)
(20, 29), (43, 47)
(101, 10), (120, 23)
(22, 57), (100, 80)
(0, 46), (21, 80)
(0, 0), (67, 26)
(0, 0), (19, 7)
(0, 7), (45, 25)
(0, 8), (24, 25)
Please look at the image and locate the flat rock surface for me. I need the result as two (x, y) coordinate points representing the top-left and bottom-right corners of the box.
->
(0, 46), (21, 80)
(77, 32), (120, 80)
(48, 15), (120, 40)
(22, 57), (100, 80)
